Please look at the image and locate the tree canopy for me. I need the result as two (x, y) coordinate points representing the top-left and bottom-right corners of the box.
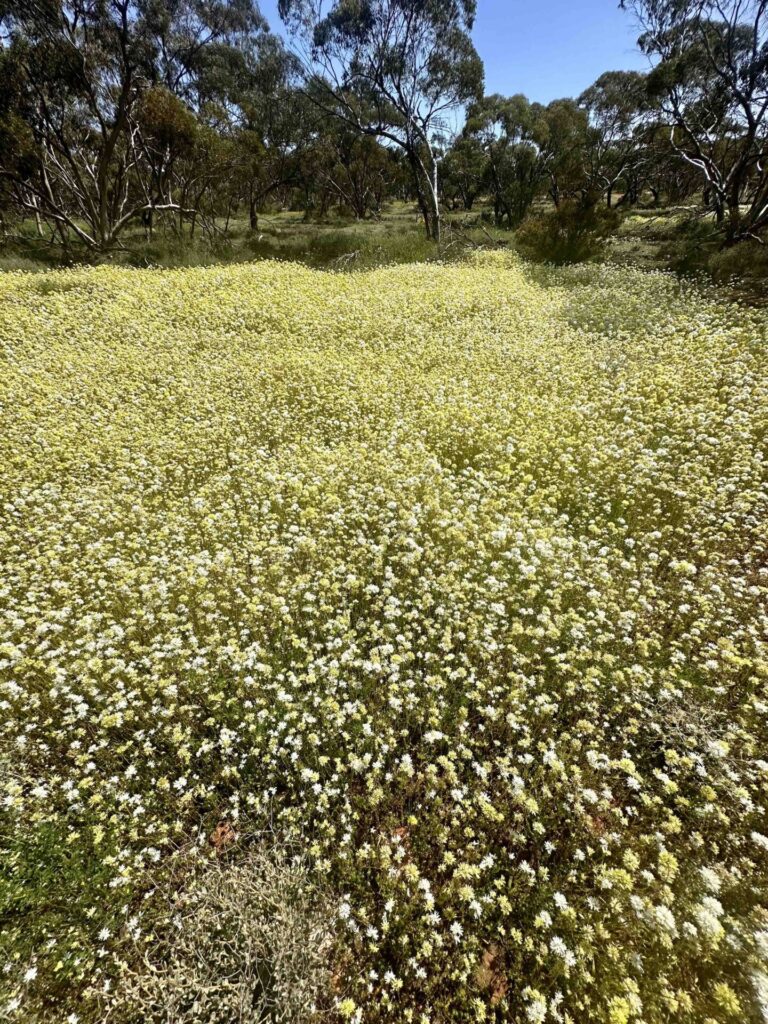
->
(0, 0), (766, 250)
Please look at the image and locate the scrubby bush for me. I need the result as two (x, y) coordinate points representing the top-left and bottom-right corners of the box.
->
(246, 226), (437, 268)
(515, 202), (619, 264)
(659, 216), (720, 276)
(708, 238), (768, 294)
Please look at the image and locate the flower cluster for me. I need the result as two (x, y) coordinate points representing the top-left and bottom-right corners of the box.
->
(0, 254), (767, 1022)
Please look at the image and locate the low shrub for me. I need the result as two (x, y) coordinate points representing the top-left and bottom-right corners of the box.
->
(515, 202), (619, 264)
(659, 216), (720, 275)
(708, 237), (768, 294)
(247, 224), (436, 269)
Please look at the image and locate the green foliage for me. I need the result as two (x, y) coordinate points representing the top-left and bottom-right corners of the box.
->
(441, 136), (486, 210)
(465, 93), (557, 227)
(278, 0), (484, 240)
(515, 202), (620, 264)
(0, 0), (272, 249)
(246, 223), (437, 268)
(708, 239), (768, 297)
(624, 0), (768, 243)
(0, 810), (120, 1016)
(0, 206), (456, 271)
(658, 215), (720, 275)
(135, 88), (199, 157)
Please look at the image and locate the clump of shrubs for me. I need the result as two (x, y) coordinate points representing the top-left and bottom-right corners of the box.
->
(708, 237), (768, 295)
(107, 844), (336, 1024)
(515, 201), (619, 264)
(246, 225), (437, 269)
(658, 215), (719, 275)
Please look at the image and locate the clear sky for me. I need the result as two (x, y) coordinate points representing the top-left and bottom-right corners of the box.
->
(471, 0), (648, 102)
(257, 0), (650, 105)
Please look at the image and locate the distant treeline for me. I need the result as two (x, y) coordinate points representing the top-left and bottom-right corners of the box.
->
(0, 0), (765, 251)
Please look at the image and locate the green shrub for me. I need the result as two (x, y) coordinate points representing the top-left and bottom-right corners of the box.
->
(708, 238), (768, 293)
(515, 202), (619, 265)
(660, 216), (719, 275)
(0, 254), (51, 273)
(359, 230), (436, 268)
(308, 229), (367, 263)
(246, 224), (436, 269)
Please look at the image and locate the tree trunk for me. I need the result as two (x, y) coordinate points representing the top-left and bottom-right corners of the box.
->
(425, 194), (440, 241)
(724, 197), (741, 246)
(30, 192), (43, 237)
(404, 139), (441, 242)
(406, 150), (437, 240)
(429, 155), (441, 242)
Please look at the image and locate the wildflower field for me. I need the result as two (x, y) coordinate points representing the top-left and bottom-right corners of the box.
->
(1, 252), (767, 1023)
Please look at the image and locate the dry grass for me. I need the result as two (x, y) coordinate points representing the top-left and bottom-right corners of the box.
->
(106, 844), (336, 1024)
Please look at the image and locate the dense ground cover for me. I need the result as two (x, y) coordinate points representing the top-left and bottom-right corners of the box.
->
(1, 253), (767, 1023)
(0, 204), (499, 273)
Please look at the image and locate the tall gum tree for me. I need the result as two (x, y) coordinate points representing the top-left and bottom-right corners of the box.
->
(579, 70), (650, 207)
(0, 0), (266, 250)
(621, 0), (768, 244)
(277, 0), (484, 241)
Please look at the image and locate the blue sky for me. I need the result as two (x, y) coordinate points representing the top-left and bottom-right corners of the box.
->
(258, 0), (650, 104)
(471, 0), (648, 102)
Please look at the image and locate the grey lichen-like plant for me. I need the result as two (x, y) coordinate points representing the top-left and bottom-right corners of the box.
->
(109, 845), (336, 1024)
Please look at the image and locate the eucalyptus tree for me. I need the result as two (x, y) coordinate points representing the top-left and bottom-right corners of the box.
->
(622, 0), (768, 243)
(277, 0), (484, 241)
(441, 134), (486, 209)
(465, 94), (554, 226)
(228, 35), (310, 229)
(541, 98), (590, 207)
(464, 93), (594, 225)
(0, 0), (265, 249)
(579, 70), (650, 206)
(305, 122), (397, 218)
(131, 85), (199, 236)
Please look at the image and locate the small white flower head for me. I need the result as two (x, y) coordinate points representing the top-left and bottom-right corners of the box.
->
(525, 996), (548, 1023)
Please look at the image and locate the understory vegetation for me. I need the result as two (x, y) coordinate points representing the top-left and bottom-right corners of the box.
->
(0, 205), (496, 273)
(1, 253), (767, 1023)
(3, 202), (766, 308)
